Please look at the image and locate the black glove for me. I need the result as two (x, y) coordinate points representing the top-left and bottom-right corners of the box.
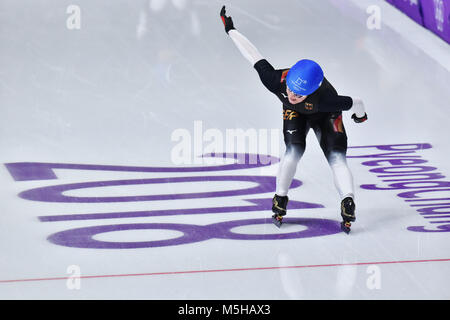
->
(220, 5), (235, 34)
(351, 113), (368, 123)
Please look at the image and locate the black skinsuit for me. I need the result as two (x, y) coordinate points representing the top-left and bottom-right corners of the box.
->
(254, 59), (352, 160)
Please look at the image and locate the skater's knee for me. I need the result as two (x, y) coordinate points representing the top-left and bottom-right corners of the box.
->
(285, 142), (305, 160)
(325, 148), (347, 165)
(319, 131), (347, 160)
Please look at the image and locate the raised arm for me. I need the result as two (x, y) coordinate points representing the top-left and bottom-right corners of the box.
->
(228, 30), (264, 66)
(220, 6), (264, 66)
(220, 6), (283, 93)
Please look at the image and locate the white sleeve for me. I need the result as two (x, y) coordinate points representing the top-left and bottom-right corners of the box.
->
(228, 29), (264, 66)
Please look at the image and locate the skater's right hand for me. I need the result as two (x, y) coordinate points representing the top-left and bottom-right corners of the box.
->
(220, 5), (235, 34)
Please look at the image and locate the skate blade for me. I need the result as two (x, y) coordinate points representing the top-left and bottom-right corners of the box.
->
(272, 216), (283, 228)
(341, 221), (351, 234)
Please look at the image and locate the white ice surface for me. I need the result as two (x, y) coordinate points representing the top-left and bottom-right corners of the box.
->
(0, 0), (449, 299)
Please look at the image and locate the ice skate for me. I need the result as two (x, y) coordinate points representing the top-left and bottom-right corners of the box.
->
(272, 194), (288, 228)
(340, 197), (356, 234)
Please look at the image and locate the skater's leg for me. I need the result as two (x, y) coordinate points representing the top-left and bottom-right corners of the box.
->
(272, 109), (309, 227)
(272, 143), (304, 227)
(276, 109), (309, 197)
(275, 143), (305, 196)
(313, 113), (354, 200)
(327, 151), (354, 200)
(313, 113), (356, 233)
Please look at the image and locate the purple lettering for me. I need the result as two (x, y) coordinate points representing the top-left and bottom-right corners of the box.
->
(398, 188), (450, 199)
(380, 172), (445, 182)
(407, 224), (450, 232)
(347, 144), (432, 159)
(369, 166), (438, 174)
(19, 175), (288, 203)
(38, 198), (323, 222)
(47, 218), (341, 249)
(410, 202), (450, 207)
(361, 159), (427, 166)
(406, 198), (450, 202)
(4, 153), (278, 182)
(418, 206), (450, 215)
(361, 181), (450, 191)
(349, 143), (432, 151)
(48, 223), (210, 249)
(348, 150), (423, 159)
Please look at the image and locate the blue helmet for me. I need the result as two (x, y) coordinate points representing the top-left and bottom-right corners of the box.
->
(286, 59), (324, 96)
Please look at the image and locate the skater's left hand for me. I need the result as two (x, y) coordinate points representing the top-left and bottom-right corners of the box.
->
(350, 97), (368, 123)
(352, 112), (368, 123)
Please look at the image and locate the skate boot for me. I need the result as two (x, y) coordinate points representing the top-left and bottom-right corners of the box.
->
(272, 194), (288, 228)
(340, 197), (356, 234)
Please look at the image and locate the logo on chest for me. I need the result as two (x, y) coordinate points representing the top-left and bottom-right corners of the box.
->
(304, 102), (314, 111)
